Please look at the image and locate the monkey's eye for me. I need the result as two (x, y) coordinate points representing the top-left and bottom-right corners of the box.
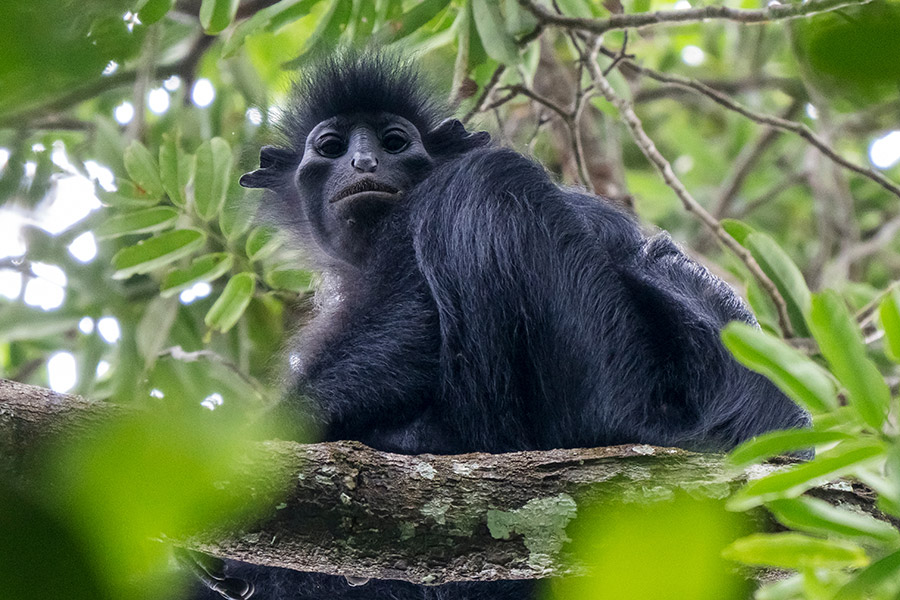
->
(382, 131), (410, 153)
(316, 136), (346, 158)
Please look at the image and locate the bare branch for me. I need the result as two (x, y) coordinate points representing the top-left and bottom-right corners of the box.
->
(840, 214), (900, 266)
(583, 39), (795, 337)
(462, 65), (506, 124)
(712, 101), (801, 219)
(519, 0), (873, 36)
(617, 62), (900, 203)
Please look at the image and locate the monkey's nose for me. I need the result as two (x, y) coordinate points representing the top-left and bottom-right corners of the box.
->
(351, 152), (378, 172)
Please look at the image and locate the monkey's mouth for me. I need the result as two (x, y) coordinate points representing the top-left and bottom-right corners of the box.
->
(331, 179), (401, 204)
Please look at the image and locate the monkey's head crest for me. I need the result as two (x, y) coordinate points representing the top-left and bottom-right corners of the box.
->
(240, 49), (490, 190)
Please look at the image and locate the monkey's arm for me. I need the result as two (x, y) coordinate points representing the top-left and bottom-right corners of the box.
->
(279, 252), (443, 451)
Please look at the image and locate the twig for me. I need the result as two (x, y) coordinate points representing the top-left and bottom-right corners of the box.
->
(614, 62), (900, 203)
(519, 0), (873, 36)
(857, 281), (900, 330)
(0, 34), (215, 130)
(734, 170), (807, 219)
(462, 65), (506, 124)
(712, 101), (801, 218)
(631, 76), (804, 104)
(159, 346), (269, 398)
(842, 215), (900, 265)
(583, 38), (795, 337)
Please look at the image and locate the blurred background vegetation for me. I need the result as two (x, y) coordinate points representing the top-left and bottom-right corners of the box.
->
(1, 0), (900, 599)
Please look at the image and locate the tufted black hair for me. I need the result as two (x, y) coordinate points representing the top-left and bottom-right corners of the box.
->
(280, 50), (446, 154)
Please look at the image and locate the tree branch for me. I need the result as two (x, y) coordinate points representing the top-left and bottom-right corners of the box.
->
(518, 0), (873, 36)
(582, 40), (796, 337)
(617, 62), (900, 204)
(1, 378), (891, 584)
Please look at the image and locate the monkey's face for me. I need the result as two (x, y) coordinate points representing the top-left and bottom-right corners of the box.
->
(295, 111), (434, 264)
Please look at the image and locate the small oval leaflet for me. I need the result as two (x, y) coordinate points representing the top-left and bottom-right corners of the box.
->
(205, 272), (256, 333)
(95, 207), (179, 240)
(112, 229), (206, 280)
(161, 253), (234, 298)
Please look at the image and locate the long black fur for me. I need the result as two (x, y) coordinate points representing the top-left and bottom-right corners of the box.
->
(190, 51), (809, 600)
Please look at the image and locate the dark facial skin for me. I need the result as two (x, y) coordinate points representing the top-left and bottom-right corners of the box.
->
(296, 111), (434, 265)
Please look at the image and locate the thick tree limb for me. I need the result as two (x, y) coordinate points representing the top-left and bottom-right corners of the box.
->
(0, 378), (888, 584)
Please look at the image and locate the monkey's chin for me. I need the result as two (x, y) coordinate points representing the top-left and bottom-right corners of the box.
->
(333, 190), (403, 210)
(334, 191), (404, 223)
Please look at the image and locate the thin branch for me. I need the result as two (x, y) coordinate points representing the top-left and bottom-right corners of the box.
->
(503, 84), (570, 120)
(159, 346), (269, 398)
(842, 214), (900, 265)
(519, 0), (873, 36)
(583, 38), (795, 337)
(734, 170), (808, 219)
(615, 61), (900, 203)
(631, 76), (804, 104)
(0, 34), (215, 130)
(712, 100), (801, 218)
(857, 281), (900, 330)
(462, 65), (506, 124)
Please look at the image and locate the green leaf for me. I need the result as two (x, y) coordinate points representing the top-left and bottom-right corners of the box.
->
(94, 207), (179, 239)
(631, 0), (651, 12)
(344, 0), (377, 43)
(124, 141), (165, 199)
(766, 497), (900, 544)
(283, 0), (353, 68)
(720, 218), (756, 246)
(246, 226), (281, 262)
(721, 322), (838, 414)
(0, 305), (80, 342)
(111, 229), (207, 280)
(220, 189), (257, 241)
(557, 0), (602, 18)
(505, 0), (538, 36)
(722, 533), (868, 570)
(728, 429), (852, 468)
(160, 253), (234, 298)
(745, 277), (779, 334)
(809, 291), (891, 429)
(879, 286), (900, 363)
(159, 135), (193, 208)
(472, 0), (520, 64)
(193, 138), (233, 221)
(136, 295), (179, 370)
(223, 0), (323, 57)
(136, 0), (175, 24)
(728, 440), (884, 510)
(374, 0), (451, 42)
(264, 268), (314, 293)
(745, 232), (811, 337)
(836, 548), (900, 600)
(205, 273), (256, 333)
(812, 406), (864, 434)
(98, 181), (161, 209)
(199, 0), (240, 33)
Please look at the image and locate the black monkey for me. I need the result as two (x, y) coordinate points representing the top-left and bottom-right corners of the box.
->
(189, 51), (808, 599)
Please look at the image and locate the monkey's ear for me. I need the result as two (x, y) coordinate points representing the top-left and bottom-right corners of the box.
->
(424, 118), (491, 156)
(239, 145), (297, 189)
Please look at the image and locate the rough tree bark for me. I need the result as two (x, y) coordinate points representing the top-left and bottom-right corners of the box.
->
(0, 378), (888, 585)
